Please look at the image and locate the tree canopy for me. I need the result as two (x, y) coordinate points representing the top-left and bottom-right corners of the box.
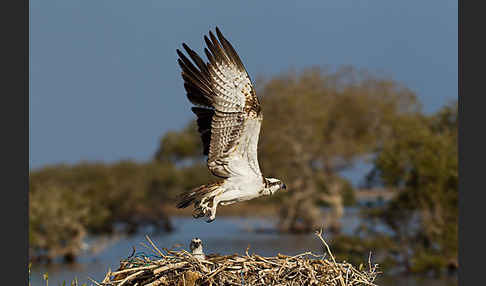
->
(256, 66), (420, 232)
(365, 101), (458, 273)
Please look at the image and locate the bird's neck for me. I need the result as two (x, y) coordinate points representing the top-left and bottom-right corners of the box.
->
(192, 246), (204, 255)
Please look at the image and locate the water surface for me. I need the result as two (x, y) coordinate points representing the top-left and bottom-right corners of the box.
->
(30, 214), (456, 286)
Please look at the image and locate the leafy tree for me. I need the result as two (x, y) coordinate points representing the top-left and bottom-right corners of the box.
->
(29, 161), (175, 262)
(256, 66), (420, 233)
(29, 184), (90, 262)
(366, 101), (458, 273)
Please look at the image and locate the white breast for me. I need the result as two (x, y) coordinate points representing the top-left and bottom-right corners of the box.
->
(219, 175), (264, 205)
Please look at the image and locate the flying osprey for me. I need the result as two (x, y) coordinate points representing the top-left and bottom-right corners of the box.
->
(175, 27), (286, 222)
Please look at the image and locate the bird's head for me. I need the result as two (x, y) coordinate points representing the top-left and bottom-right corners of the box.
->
(190, 237), (203, 253)
(263, 177), (287, 195)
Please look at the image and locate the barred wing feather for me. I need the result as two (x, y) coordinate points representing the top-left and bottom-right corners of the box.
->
(177, 27), (263, 179)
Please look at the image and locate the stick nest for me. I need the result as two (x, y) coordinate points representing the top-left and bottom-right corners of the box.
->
(97, 230), (380, 286)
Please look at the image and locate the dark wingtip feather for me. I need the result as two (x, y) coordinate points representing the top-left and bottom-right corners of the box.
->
(215, 27), (225, 41)
(208, 31), (217, 44)
(215, 26), (222, 36)
(215, 28), (246, 72)
(182, 43), (191, 53)
(203, 35), (211, 47)
(177, 58), (184, 69)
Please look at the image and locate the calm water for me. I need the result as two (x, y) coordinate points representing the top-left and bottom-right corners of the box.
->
(30, 212), (457, 286)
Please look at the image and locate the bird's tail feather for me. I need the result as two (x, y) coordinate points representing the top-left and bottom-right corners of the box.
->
(176, 182), (222, 209)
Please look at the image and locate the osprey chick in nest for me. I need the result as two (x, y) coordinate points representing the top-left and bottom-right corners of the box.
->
(189, 237), (206, 260)
(175, 27), (286, 222)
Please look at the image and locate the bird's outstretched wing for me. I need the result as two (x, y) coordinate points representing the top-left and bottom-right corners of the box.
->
(177, 27), (263, 179)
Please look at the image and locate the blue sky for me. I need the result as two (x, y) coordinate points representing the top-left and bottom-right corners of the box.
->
(30, 0), (457, 170)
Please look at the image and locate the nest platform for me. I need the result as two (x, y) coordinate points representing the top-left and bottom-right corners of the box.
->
(97, 231), (379, 286)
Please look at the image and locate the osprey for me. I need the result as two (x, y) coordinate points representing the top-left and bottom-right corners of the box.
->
(189, 237), (206, 260)
(175, 27), (286, 222)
